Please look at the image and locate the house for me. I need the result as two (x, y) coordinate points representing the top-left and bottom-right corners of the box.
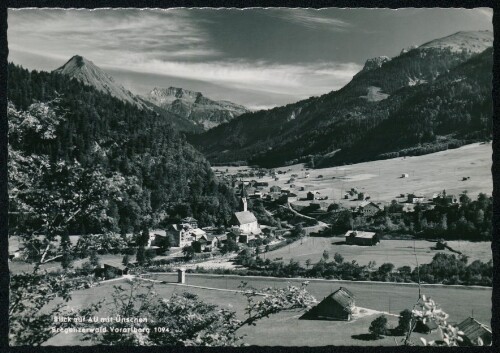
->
(148, 229), (167, 247)
(181, 217), (198, 228)
(402, 203), (416, 213)
(344, 230), (379, 246)
(270, 185), (281, 193)
(300, 287), (356, 321)
(358, 201), (381, 217)
(401, 173), (409, 178)
(197, 234), (220, 252)
(309, 201), (328, 211)
(408, 193), (425, 204)
(166, 224), (207, 248)
(433, 192), (459, 205)
(307, 191), (316, 200)
(266, 192), (281, 201)
(456, 317), (492, 346)
(94, 263), (129, 279)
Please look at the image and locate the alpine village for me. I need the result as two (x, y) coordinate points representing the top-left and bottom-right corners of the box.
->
(8, 30), (493, 347)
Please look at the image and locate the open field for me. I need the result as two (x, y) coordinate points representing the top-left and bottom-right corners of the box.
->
(43, 273), (491, 346)
(215, 143), (492, 205)
(263, 236), (492, 268)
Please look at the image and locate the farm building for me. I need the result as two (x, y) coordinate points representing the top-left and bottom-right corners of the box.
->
(456, 317), (492, 346)
(401, 173), (409, 178)
(307, 191), (316, 200)
(357, 201), (381, 217)
(94, 263), (129, 279)
(300, 287), (356, 321)
(407, 193), (425, 204)
(344, 230), (379, 246)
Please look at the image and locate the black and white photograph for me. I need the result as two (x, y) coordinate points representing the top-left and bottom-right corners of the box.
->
(6, 6), (495, 347)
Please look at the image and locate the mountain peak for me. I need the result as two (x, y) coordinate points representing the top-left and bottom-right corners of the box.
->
(144, 86), (249, 130)
(358, 56), (391, 75)
(54, 56), (146, 109)
(418, 30), (493, 53)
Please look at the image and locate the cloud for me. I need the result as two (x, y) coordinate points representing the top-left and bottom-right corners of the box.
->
(8, 8), (219, 62)
(264, 8), (351, 31)
(110, 59), (361, 97)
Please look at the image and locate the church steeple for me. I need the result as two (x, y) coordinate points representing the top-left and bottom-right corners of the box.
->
(240, 183), (248, 212)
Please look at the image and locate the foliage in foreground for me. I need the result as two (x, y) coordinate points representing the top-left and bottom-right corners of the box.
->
(82, 279), (316, 346)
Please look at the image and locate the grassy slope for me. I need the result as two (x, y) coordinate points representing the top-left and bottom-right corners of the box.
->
(217, 142), (492, 204)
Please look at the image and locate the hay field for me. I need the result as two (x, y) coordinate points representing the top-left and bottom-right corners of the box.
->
(216, 142), (492, 204)
(263, 236), (492, 268)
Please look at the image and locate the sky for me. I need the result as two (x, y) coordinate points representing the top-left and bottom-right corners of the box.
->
(8, 8), (493, 110)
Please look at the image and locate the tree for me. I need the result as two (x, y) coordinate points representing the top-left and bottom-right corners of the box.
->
(182, 245), (195, 260)
(221, 239), (239, 254)
(191, 240), (202, 253)
(369, 315), (388, 338)
(122, 254), (130, 266)
(83, 279), (316, 346)
(155, 235), (172, 253)
(292, 223), (305, 239)
(305, 259), (312, 269)
(322, 250), (329, 261)
(136, 246), (146, 265)
(9, 272), (101, 345)
(333, 253), (344, 264)
(397, 309), (413, 334)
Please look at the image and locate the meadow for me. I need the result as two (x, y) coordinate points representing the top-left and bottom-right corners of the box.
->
(43, 273), (492, 346)
(217, 142), (492, 204)
(262, 236), (492, 268)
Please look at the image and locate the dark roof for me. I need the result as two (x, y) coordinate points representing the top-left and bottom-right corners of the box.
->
(233, 211), (257, 225)
(181, 217), (198, 223)
(329, 287), (355, 309)
(425, 319), (439, 330)
(457, 317), (492, 343)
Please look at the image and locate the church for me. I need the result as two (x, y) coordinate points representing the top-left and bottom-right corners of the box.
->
(230, 184), (261, 236)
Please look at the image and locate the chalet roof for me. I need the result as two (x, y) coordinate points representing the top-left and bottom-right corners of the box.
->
(359, 201), (380, 209)
(191, 228), (206, 237)
(233, 211), (258, 225)
(457, 317), (492, 342)
(344, 230), (377, 239)
(151, 229), (166, 237)
(181, 217), (198, 223)
(205, 234), (219, 241)
(216, 234), (228, 241)
(329, 287), (355, 309)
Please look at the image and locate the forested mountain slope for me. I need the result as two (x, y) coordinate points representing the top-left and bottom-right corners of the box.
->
(190, 31), (492, 168)
(8, 63), (238, 234)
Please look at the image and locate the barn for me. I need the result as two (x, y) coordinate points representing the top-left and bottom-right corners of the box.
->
(344, 230), (379, 246)
(300, 287), (356, 321)
(456, 317), (492, 346)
